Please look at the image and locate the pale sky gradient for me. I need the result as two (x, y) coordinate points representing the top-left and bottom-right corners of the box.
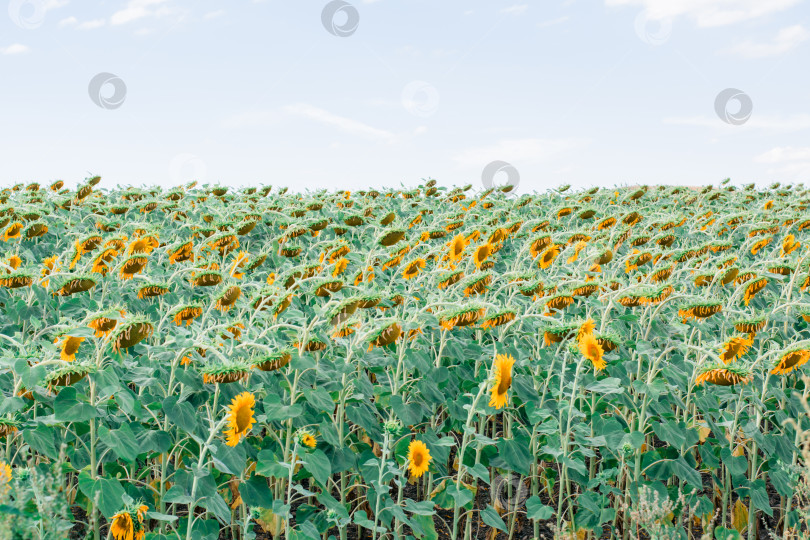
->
(1, 0), (809, 193)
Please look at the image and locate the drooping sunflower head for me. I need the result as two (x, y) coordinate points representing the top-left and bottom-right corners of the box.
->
(473, 243), (492, 269)
(171, 304), (204, 326)
(718, 335), (754, 364)
(771, 346), (810, 376)
(223, 391), (256, 446)
(538, 244), (560, 270)
(111, 317), (154, 353)
(402, 258), (426, 280)
(407, 439), (432, 479)
(695, 363), (754, 386)
(489, 353), (516, 410)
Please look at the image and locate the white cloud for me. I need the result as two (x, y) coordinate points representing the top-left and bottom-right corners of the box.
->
(755, 146), (810, 163)
(453, 138), (587, 168)
(283, 104), (396, 141)
(204, 10), (225, 20)
(500, 4), (529, 15)
(222, 110), (279, 129)
(78, 18), (105, 29)
(111, 0), (170, 26)
(1, 44), (30, 55)
(537, 16), (569, 28)
(723, 25), (809, 58)
(605, 0), (802, 27)
(58, 16), (77, 27)
(663, 114), (810, 132)
(755, 147), (810, 180)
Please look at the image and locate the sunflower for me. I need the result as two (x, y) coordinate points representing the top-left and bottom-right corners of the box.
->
(407, 440), (432, 479)
(55, 335), (84, 362)
(578, 332), (606, 371)
(577, 318), (595, 341)
(137, 283), (170, 299)
(301, 432), (317, 448)
(229, 251), (250, 278)
(771, 348), (810, 375)
(489, 353), (515, 409)
(224, 392), (256, 447)
(402, 258), (426, 280)
(567, 241), (587, 264)
(538, 244), (560, 270)
(530, 235), (552, 258)
(473, 243), (492, 269)
(168, 241), (194, 264)
(111, 320), (154, 352)
(782, 234), (800, 256)
(120, 255), (148, 280)
(750, 237), (772, 255)
(110, 512), (134, 540)
(743, 277), (768, 306)
(172, 305), (203, 326)
(0, 460), (11, 496)
(447, 233), (469, 263)
(332, 257), (349, 277)
(695, 365), (753, 386)
(3, 222), (22, 242)
(719, 335), (753, 364)
(0, 419), (19, 438)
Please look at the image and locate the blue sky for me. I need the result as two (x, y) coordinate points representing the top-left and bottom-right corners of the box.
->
(1, 0), (809, 192)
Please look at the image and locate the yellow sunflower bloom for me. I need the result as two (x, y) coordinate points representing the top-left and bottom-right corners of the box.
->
(489, 353), (515, 409)
(224, 392), (256, 447)
(578, 332), (606, 371)
(407, 439), (431, 478)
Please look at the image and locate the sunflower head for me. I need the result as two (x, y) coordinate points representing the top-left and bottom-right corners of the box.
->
(223, 391), (256, 446)
(489, 353), (516, 409)
(578, 332), (606, 371)
(407, 439), (432, 479)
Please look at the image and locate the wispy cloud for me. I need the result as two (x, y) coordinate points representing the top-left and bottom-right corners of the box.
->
(453, 138), (587, 168)
(537, 16), (569, 28)
(78, 18), (106, 29)
(755, 146), (810, 163)
(664, 114), (810, 132)
(755, 146), (810, 179)
(111, 0), (171, 26)
(500, 4), (529, 15)
(605, 0), (802, 27)
(723, 25), (809, 58)
(222, 110), (279, 130)
(284, 104), (396, 141)
(1, 44), (30, 55)
(204, 10), (225, 20)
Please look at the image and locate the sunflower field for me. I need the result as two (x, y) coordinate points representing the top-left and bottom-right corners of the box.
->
(2, 178), (810, 540)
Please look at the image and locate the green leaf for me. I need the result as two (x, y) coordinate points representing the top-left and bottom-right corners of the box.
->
(162, 396), (197, 434)
(239, 476), (274, 508)
(586, 377), (624, 395)
(210, 440), (247, 475)
(54, 387), (97, 423)
(525, 496), (553, 520)
(302, 449), (331, 486)
(78, 471), (126, 519)
(99, 423), (139, 462)
(23, 425), (58, 460)
(480, 505), (507, 532)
